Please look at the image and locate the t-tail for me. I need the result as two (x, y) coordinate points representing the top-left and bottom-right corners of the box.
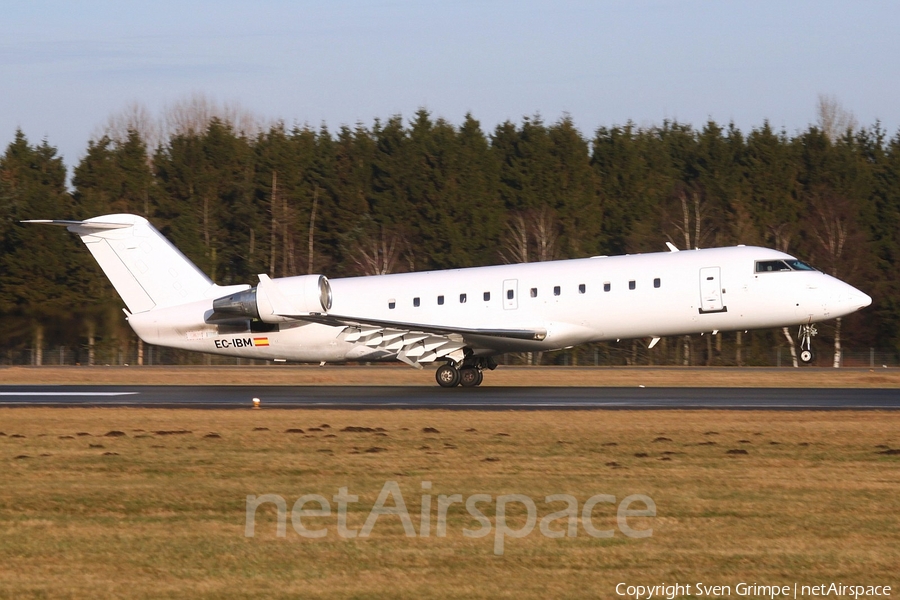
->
(24, 214), (217, 313)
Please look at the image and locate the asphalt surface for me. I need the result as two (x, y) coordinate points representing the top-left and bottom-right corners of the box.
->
(0, 385), (899, 409)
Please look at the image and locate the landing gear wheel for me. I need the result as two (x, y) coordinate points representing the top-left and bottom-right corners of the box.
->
(459, 367), (481, 387)
(798, 324), (818, 365)
(436, 364), (461, 388)
(474, 370), (484, 386)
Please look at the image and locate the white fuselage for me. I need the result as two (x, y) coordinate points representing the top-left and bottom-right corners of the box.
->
(127, 246), (871, 363)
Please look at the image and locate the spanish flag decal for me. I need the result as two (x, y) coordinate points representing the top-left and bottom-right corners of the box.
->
(253, 337), (270, 347)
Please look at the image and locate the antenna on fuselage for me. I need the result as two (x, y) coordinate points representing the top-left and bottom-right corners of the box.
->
(665, 242), (679, 252)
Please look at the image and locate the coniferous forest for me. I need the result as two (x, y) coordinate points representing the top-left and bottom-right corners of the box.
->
(2, 104), (898, 367)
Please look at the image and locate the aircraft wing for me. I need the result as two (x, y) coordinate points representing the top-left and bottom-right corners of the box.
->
(300, 312), (546, 341)
(294, 312), (547, 368)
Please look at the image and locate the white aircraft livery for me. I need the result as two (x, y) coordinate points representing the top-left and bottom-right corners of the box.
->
(28, 214), (871, 387)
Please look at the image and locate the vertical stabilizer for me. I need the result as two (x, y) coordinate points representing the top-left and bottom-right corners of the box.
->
(26, 214), (214, 313)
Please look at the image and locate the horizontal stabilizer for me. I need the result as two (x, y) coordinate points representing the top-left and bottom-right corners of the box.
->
(23, 219), (133, 232)
(25, 214), (213, 313)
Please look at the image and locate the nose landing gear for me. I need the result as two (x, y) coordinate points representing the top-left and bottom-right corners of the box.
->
(799, 323), (818, 364)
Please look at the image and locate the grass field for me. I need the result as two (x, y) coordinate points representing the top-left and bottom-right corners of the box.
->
(1, 407), (898, 599)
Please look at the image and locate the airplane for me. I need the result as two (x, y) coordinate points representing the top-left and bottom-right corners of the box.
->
(27, 214), (872, 387)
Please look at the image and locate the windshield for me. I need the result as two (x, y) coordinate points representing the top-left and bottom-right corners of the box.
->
(784, 259), (817, 271)
(755, 259), (818, 273)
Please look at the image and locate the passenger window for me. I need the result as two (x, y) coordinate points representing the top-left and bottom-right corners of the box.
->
(553, 286), (561, 296)
(460, 293), (467, 303)
(654, 278), (661, 288)
(483, 291), (490, 301)
(507, 289), (514, 300)
(603, 282), (611, 292)
(530, 288), (537, 298)
(388, 300), (396, 309)
(578, 283), (586, 294)
(437, 295), (444, 305)
(413, 297), (420, 307)
(629, 280), (636, 290)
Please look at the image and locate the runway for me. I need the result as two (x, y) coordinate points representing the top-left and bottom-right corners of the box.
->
(1, 385), (898, 409)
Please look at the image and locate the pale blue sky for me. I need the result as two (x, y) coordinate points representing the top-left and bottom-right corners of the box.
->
(2, 0), (899, 168)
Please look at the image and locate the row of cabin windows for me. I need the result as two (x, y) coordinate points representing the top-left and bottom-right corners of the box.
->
(389, 278), (663, 309)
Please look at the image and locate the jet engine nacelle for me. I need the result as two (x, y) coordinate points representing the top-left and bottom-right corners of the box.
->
(212, 274), (332, 323)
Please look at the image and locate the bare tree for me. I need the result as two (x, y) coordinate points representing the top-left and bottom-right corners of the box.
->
(662, 189), (713, 249)
(95, 101), (161, 150)
(816, 94), (858, 141)
(308, 187), (319, 274)
(500, 207), (560, 264)
(768, 229), (801, 367)
(807, 189), (864, 367)
(265, 171), (300, 277)
(96, 94), (265, 154)
(498, 206), (560, 364)
(531, 205), (559, 262)
(663, 188), (711, 366)
(163, 92), (263, 138)
(500, 212), (530, 264)
(782, 327), (799, 368)
(351, 226), (404, 276)
(269, 172), (278, 277)
(281, 180), (295, 277)
(808, 193), (852, 274)
(769, 223), (795, 257)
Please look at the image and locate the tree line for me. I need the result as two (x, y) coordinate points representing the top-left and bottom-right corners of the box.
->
(1, 104), (897, 365)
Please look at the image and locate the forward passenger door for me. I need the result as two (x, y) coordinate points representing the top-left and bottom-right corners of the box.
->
(699, 267), (726, 313)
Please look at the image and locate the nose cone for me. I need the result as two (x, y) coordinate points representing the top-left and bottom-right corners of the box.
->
(851, 289), (873, 311)
(837, 283), (872, 316)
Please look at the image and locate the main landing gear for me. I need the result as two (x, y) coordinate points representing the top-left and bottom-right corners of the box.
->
(799, 323), (818, 364)
(435, 358), (495, 388)
(435, 364), (462, 387)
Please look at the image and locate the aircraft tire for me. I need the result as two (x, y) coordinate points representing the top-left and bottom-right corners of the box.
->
(474, 370), (484, 386)
(459, 366), (480, 387)
(799, 349), (815, 364)
(436, 364), (461, 387)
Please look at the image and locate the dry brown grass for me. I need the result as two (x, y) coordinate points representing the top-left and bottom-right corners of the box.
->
(1, 408), (899, 599)
(3, 364), (900, 387)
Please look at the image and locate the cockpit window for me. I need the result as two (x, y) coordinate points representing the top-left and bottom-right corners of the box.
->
(784, 259), (817, 271)
(755, 259), (818, 273)
(756, 260), (792, 272)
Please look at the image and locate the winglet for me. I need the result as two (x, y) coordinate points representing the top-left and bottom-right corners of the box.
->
(665, 242), (679, 252)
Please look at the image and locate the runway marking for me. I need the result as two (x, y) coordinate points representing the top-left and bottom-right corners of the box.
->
(0, 392), (139, 396)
